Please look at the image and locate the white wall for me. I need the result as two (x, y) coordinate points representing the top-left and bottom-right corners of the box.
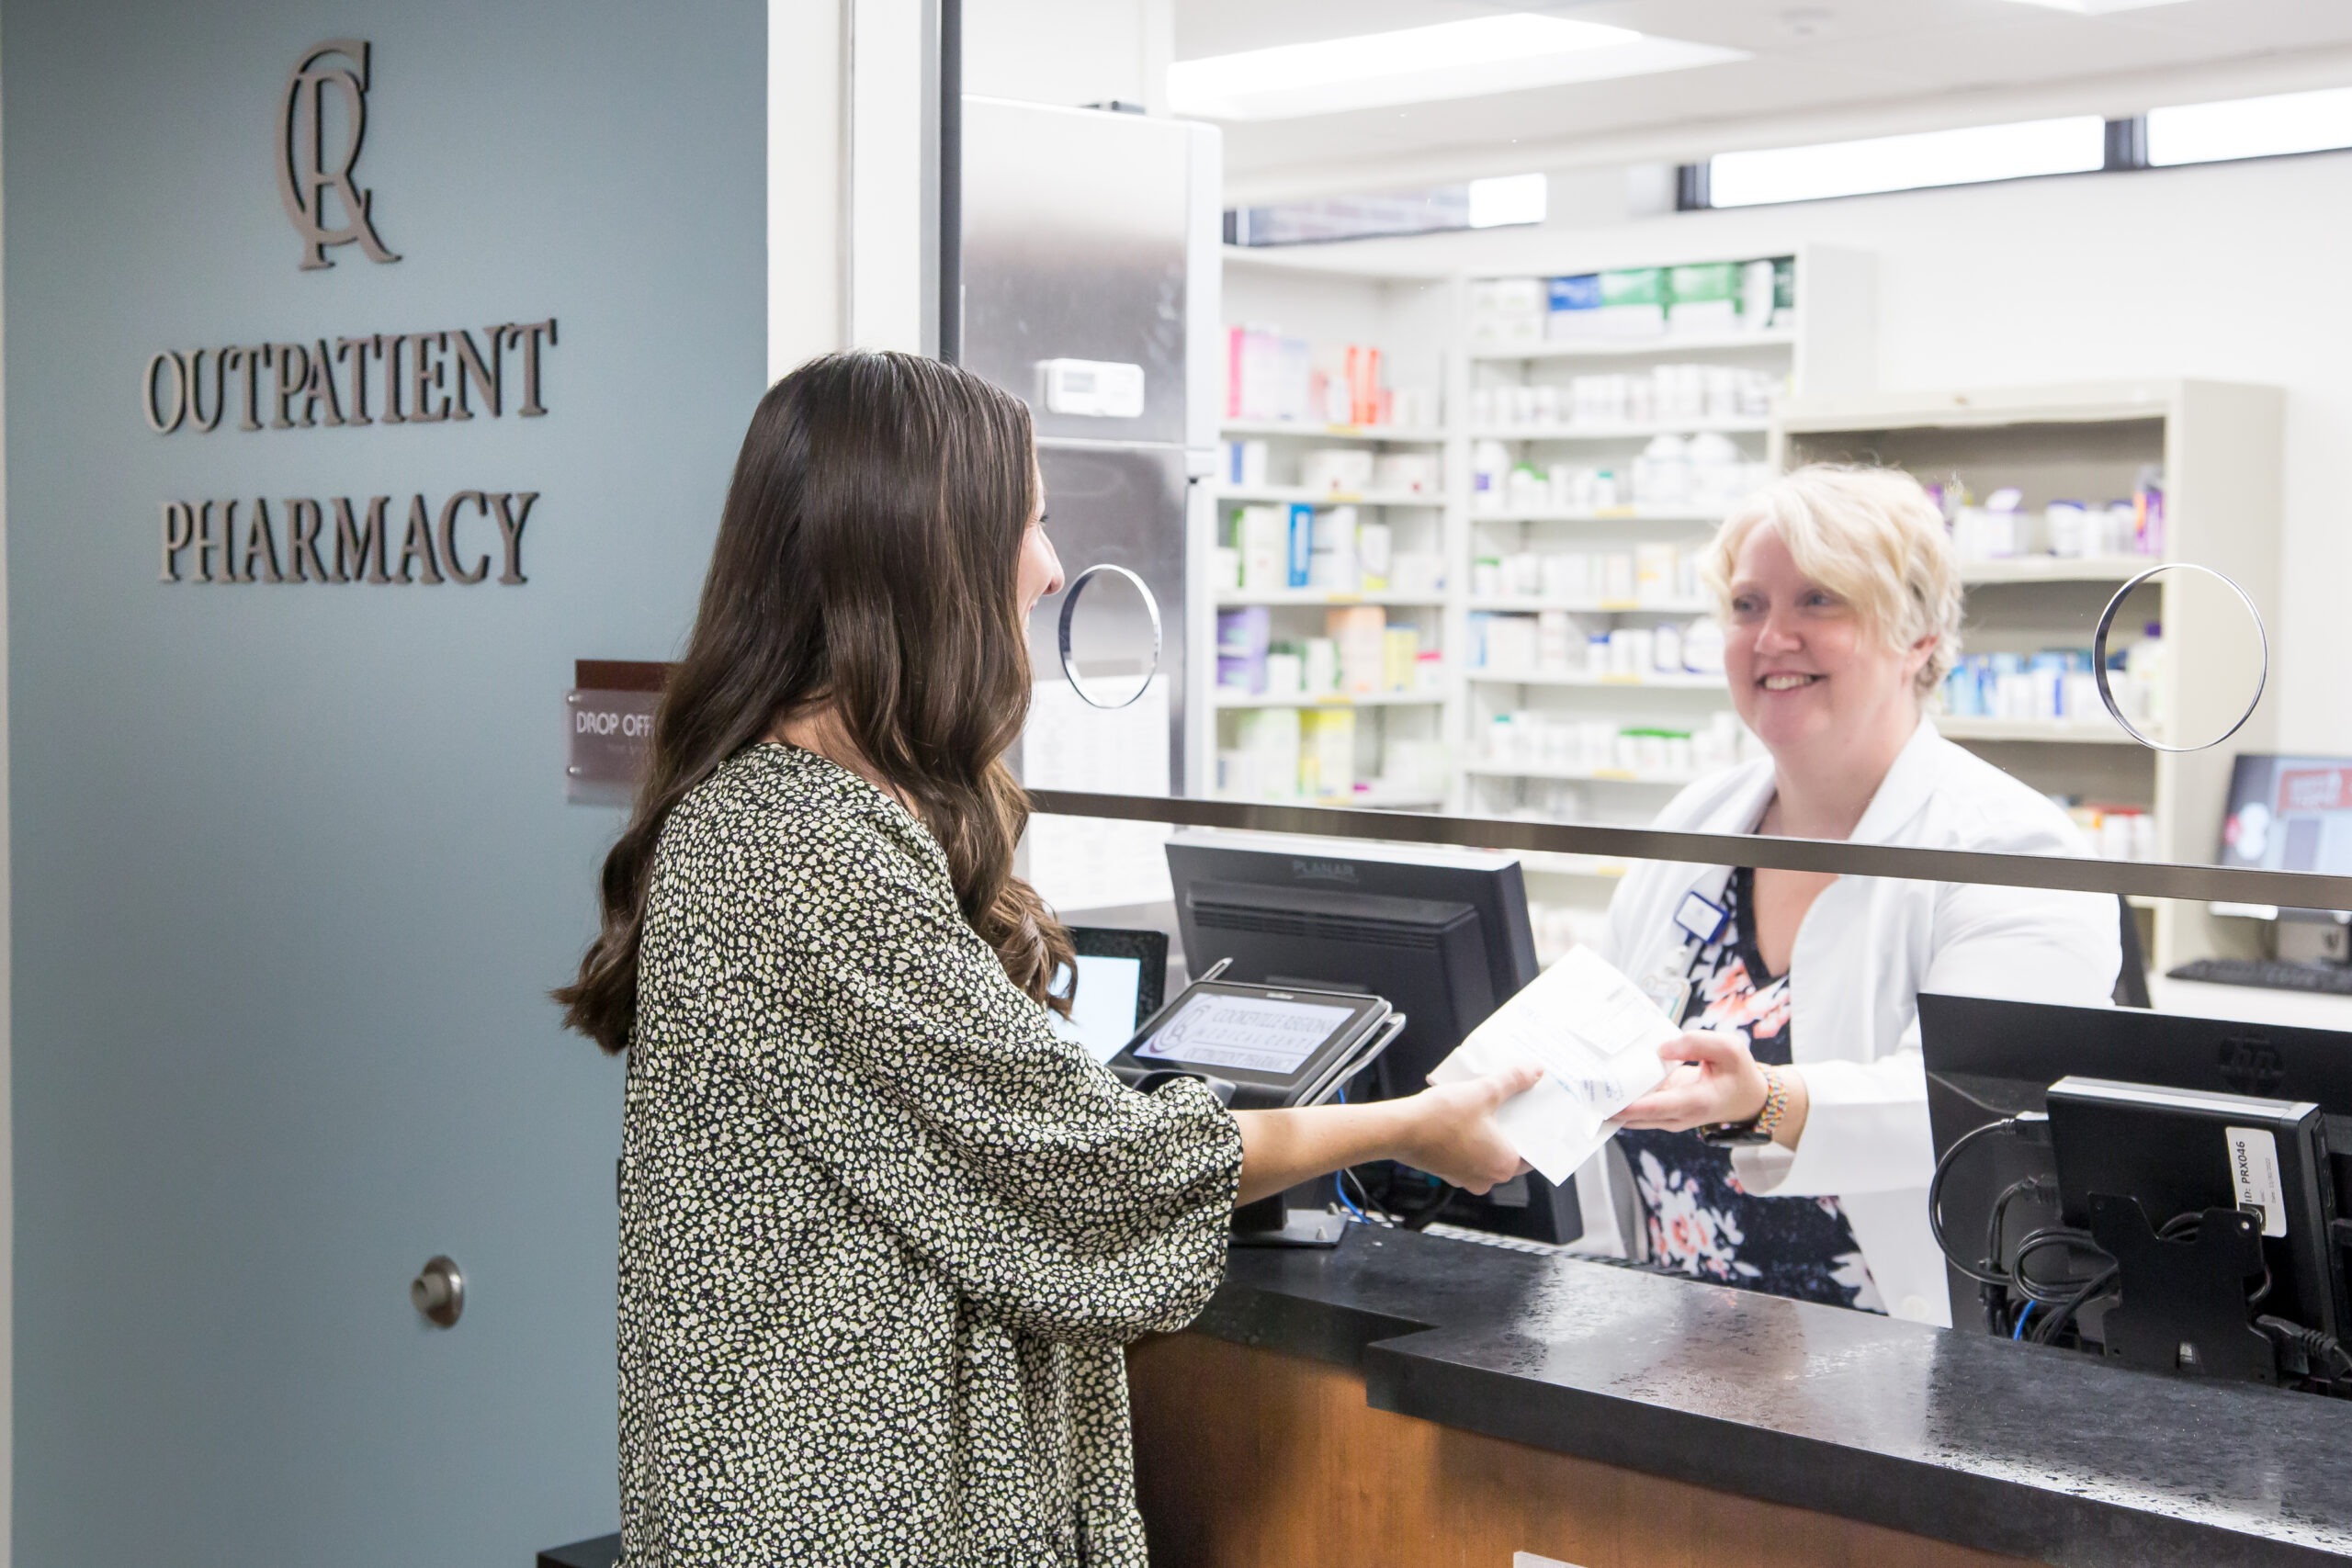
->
(1289, 151), (2352, 754)
(770, 0), (847, 377)
(965, 0), (1170, 112)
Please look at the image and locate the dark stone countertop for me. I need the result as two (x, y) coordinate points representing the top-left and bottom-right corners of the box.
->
(537, 1535), (618, 1568)
(1198, 1226), (2352, 1568)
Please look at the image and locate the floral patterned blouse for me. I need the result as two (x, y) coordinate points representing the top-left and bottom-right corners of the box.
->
(1616, 866), (1884, 1312)
(617, 743), (1244, 1566)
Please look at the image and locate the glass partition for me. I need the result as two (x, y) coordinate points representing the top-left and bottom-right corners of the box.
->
(956, 2), (2345, 986)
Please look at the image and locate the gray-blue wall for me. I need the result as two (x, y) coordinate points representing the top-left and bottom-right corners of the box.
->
(4, 4), (764, 1562)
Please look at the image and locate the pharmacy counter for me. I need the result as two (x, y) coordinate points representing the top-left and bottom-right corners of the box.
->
(1126, 1226), (2352, 1568)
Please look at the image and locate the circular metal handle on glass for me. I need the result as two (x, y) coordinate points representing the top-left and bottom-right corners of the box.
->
(1057, 563), (1162, 710)
(410, 1255), (464, 1328)
(2091, 562), (2267, 752)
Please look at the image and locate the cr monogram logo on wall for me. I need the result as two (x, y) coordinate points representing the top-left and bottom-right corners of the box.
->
(277, 39), (400, 271)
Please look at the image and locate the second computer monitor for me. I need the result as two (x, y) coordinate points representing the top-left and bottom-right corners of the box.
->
(2220, 754), (2352, 876)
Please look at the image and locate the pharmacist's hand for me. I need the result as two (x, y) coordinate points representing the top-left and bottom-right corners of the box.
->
(1615, 1031), (1768, 1132)
(1398, 1064), (1540, 1193)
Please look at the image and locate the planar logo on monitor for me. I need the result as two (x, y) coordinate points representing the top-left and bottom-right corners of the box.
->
(278, 39), (400, 270)
(1288, 858), (1359, 884)
(2218, 1035), (2287, 1098)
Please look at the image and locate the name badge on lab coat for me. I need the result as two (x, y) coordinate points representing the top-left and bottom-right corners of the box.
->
(1673, 890), (1729, 947)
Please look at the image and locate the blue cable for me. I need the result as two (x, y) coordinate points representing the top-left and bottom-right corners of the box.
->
(2012, 1302), (2036, 1340)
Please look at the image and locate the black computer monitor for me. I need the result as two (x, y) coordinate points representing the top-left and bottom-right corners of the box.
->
(1920, 992), (2352, 1391)
(1162, 830), (1566, 1240)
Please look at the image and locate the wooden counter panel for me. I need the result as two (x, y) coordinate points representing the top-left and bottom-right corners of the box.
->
(1128, 1332), (2030, 1568)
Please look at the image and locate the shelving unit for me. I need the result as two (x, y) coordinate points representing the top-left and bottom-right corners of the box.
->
(1778, 379), (2285, 969)
(1467, 597), (1712, 615)
(1217, 589), (1446, 608)
(1472, 507), (1723, 525)
(1465, 764), (1700, 786)
(1481, 329), (1797, 361)
(1452, 244), (1877, 887)
(1957, 557), (2152, 586)
(1206, 245), (1879, 939)
(1208, 253), (1460, 813)
(1212, 485), (1442, 507)
(1212, 688), (1447, 710)
(1204, 254), (2278, 970)
(1218, 419), (1448, 443)
(1466, 670), (1726, 691)
(1465, 417), (1773, 440)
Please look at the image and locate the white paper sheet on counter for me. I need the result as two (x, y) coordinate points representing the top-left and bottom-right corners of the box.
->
(1429, 945), (1678, 1184)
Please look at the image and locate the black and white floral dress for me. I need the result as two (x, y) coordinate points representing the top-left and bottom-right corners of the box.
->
(1616, 866), (1884, 1313)
(618, 743), (1243, 1566)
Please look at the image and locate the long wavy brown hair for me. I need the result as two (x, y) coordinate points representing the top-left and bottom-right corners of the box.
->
(557, 351), (1073, 1054)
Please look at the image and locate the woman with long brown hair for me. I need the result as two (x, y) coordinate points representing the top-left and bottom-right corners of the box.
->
(558, 351), (1530, 1566)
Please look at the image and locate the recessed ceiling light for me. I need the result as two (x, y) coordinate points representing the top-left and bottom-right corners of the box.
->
(1166, 13), (1747, 122)
(1994, 0), (2194, 13)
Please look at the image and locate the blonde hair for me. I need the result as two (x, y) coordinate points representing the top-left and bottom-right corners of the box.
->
(1701, 464), (1963, 700)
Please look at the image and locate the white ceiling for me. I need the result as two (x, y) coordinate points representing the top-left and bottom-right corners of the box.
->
(1176, 0), (2352, 199)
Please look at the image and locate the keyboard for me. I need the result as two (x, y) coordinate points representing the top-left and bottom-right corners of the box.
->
(2167, 957), (2352, 995)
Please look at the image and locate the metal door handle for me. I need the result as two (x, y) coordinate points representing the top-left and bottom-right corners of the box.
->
(411, 1255), (464, 1327)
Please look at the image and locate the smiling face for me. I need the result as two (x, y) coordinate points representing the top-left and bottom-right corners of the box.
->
(1724, 523), (1932, 760)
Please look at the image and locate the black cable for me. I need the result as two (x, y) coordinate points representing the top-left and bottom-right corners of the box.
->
(2257, 1315), (2352, 1380)
(1338, 1166), (1393, 1226)
(1985, 1176), (2046, 1270)
(1396, 1181), (1454, 1231)
(2033, 1263), (2120, 1345)
(2029, 1212), (2211, 1348)
(1929, 1117), (2042, 1287)
(2010, 1225), (2108, 1305)
(1979, 1176), (2052, 1325)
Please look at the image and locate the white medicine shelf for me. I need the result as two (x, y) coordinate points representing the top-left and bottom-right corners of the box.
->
(1471, 506), (1725, 525)
(1469, 417), (1772, 441)
(1936, 716), (2143, 746)
(1468, 596), (1710, 615)
(1335, 787), (1446, 809)
(1465, 763), (1696, 786)
(1218, 420), (1447, 443)
(1210, 486), (1442, 507)
(1957, 556), (2160, 585)
(1776, 377), (2281, 977)
(1468, 331), (1797, 363)
(1205, 243), (1877, 884)
(1212, 689), (1446, 710)
(1217, 590), (1447, 608)
(1468, 668), (1725, 691)
(1213, 786), (1445, 809)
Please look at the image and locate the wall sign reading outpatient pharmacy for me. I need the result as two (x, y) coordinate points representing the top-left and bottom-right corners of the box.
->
(141, 38), (557, 588)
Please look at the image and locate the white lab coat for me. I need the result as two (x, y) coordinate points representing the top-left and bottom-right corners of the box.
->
(1576, 718), (2121, 1325)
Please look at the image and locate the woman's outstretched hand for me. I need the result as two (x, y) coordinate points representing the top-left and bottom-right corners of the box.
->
(1616, 1030), (1807, 1149)
(1396, 1063), (1542, 1193)
(1230, 1062), (1540, 1207)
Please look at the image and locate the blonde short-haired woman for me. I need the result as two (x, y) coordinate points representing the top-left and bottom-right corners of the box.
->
(1581, 464), (2121, 1325)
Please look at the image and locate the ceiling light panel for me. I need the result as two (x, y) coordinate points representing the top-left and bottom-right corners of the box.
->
(2148, 85), (2352, 167)
(1710, 116), (2108, 208)
(1166, 13), (1747, 122)
(1993, 0), (2193, 12)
